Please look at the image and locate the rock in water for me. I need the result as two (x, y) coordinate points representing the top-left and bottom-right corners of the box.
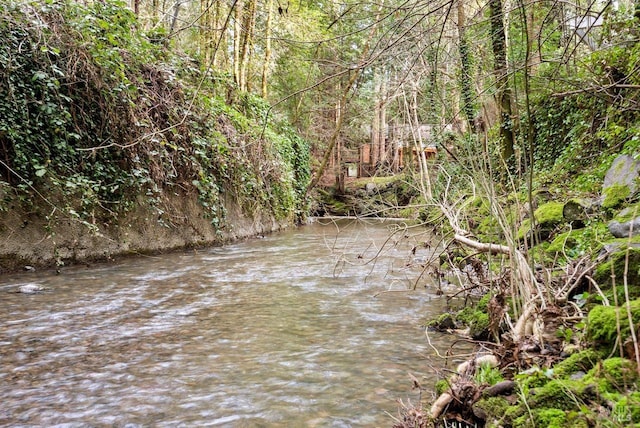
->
(16, 284), (46, 294)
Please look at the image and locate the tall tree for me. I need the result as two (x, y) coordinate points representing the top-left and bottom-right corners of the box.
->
(261, 0), (274, 98)
(489, 0), (515, 164)
(457, 0), (476, 132)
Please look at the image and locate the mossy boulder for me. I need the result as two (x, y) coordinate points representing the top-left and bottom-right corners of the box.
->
(602, 155), (640, 208)
(584, 357), (639, 393)
(535, 201), (567, 227)
(428, 312), (456, 330)
(603, 183), (632, 210)
(456, 306), (490, 340)
(529, 378), (595, 410)
(587, 299), (640, 348)
(517, 201), (565, 243)
(547, 230), (580, 257)
(553, 349), (602, 378)
(593, 248), (640, 300)
(472, 396), (510, 424)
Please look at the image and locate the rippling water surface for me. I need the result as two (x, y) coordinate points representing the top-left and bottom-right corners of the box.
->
(0, 218), (461, 427)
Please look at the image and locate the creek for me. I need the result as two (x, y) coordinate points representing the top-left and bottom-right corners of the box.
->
(0, 218), (463, 427)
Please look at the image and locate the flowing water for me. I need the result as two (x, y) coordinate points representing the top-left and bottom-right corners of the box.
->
(0, 218), (465, 427)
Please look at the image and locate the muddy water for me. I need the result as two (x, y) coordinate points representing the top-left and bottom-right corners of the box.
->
(0, 218), (462, 427)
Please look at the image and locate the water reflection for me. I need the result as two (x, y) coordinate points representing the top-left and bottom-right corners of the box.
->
(0, 218), (464, 427)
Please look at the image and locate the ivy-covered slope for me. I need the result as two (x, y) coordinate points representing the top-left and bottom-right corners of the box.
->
(0, 0), (310, 272)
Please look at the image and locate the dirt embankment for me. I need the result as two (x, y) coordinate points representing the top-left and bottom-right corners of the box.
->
(0, 192), (290, 274)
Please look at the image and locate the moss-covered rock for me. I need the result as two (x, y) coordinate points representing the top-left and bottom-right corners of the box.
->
(528, 378), (594, 410)
(517, 201), (565, 243)
(472, 396), (509, 425)
(603, 183), (631, 210)
(553, 349), (602, 378)
(535, 201), (567, 227)
(428, 312), (456, 330)
(584, 357), (638, 393)
(456, 306), (490, 340)
(547, 230), (580, 257)
(593, 248), (640, 300)
(587, 299), (640, 349)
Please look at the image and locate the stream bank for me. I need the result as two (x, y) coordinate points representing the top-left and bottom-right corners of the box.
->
(0, 1), (309, 274)
(0, 190), (290, 274)
(394, 153), (640, 428)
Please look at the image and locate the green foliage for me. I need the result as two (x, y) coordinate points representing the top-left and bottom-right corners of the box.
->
(0, 0), (310, 227)
(475, 363), (504, 386)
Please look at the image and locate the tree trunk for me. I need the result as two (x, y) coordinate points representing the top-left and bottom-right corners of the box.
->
(372, 79), (381, 169)
(238, 0), (257, 91)
(457, 0), (476, 132)
(379, 76), (387, 164)
(169, 0), (182, 35)
(489, 0), (515, 164)
(261, 0), (274, 98)
(233, 0), (243, 87)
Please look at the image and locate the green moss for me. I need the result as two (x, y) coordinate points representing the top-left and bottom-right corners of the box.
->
(473, 396), (509, 424)
(536, 408), (567, 427)
(517, 202), (565, 243)
(547, 230), (579, 255)
(553, 349), (602, 378)
(614, 202), (640, 222)
(477, 293), (492, 312)
(587, 299), (640, 348)
(516, 366), (553, 392)
(517, 218), (532, 242)
(565, 411), (590, 428)
(427, 312), (455, 330)
(456, 307), (489, 339)
(593, 248), (640, 301)
(603, 183), (631, 210)
(535, 201), (566, 227)
(528, 379), (591, 410)
(435, 379), (449, 395)
(584, 358), (638, 393)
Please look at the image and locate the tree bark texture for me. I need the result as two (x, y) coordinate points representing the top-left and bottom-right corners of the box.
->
(489, 0), (515, 164)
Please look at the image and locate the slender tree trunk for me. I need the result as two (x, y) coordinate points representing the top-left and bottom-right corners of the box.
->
(233, 0), (243, 87)
(379, 76), (387, 164)
(412, 81), (432, 199)
(200, 0), (211, 63)
(169, 0), (182, 35)
(261, 0), (274, 98)
(372, 79), (381, 168)
(457, 0), (476, 132)
(238, 0), (257, 91)
(151, 0), (159, 25)
(489, 0), (515, 164)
